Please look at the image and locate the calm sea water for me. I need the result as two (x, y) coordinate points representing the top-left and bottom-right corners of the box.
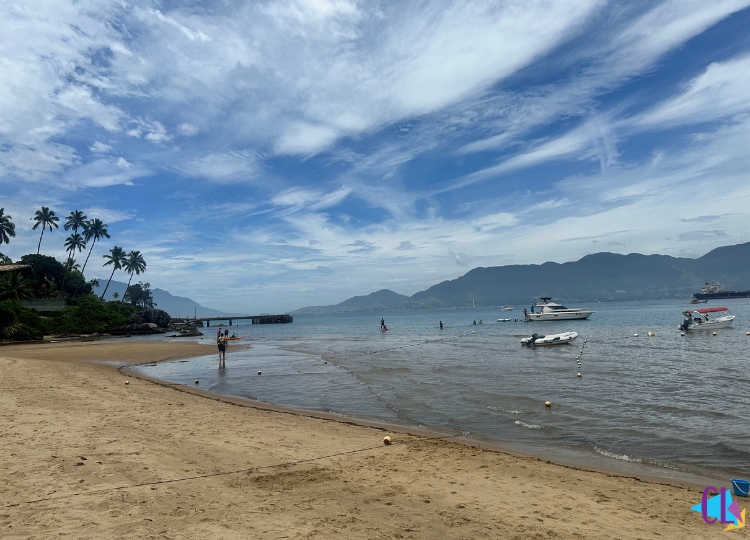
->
(131, 299), (750, 483)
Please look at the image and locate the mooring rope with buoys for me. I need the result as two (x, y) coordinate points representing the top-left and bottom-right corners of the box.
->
(575, 339), (588, 377)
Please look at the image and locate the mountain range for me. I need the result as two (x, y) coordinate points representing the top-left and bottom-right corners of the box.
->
(91, 279), (234, 318)
(293, 242), (750, 313)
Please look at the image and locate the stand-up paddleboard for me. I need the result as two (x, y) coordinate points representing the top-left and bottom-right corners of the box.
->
(380, 326), (388, 331)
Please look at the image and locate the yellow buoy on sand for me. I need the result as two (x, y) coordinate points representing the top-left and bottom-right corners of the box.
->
(125, 380), (129, 385)
(383, 436), (392, 445)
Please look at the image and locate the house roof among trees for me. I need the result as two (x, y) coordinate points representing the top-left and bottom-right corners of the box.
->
(0, 264), (31, 273)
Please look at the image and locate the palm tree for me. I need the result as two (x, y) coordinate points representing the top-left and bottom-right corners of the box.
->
(122, 250), (146, 302)
(72, 218), (109, 298)
(81, 219), (110, 275)
(100, 246), (126, 300)
(31, 207), (60, 255)
(88, 278), (100, 290)
(64, 258), (81, 273)
(0, 272), (33, 301)
(64, 210), (87, 234)
(0, 208), (16, 245)
(112, 292), (119, 300)
(60, 233), (86, 294)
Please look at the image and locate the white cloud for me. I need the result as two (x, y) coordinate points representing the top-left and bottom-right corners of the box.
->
(633, 54), (750, 129)
(457, 0), (750, 156)
(64, 158), (152, 188)
(90, 141), (114, 153)
(271, 186), (351, 210)
(274, 122), (340, 155)
(177, 123), (199, 136)
(175, 151), (261, 183)
(149, 9), (211, 43)
(84, 206), (133, 223)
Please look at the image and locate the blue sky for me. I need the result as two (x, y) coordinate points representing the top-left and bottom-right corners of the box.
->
(2, 0), (750, 313)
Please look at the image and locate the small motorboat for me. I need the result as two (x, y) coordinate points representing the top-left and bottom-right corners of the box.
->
(521, 331), (578, 347)
(501, 306), (513, 311)
(678, 307), (735, 331)
(691, 297), (707, 304)
(226, 336), (242, 341)
(497, 318), (511, 322)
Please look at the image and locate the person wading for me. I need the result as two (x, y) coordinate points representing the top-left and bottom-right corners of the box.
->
(217, 332), (228, 368)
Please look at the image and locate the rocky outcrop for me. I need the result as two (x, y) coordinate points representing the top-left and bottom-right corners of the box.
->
(131, 309), (171, 328)
(170, 328), (204, 338)
(110, 322), (166, 335)
(168, 319), (204, 332)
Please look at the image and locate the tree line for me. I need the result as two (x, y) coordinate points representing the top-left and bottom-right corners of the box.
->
(0, 206), (149, 306)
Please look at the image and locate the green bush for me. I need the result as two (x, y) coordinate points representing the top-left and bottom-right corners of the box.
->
(54, 295), (132, 334)
(0, 300), (48, 340)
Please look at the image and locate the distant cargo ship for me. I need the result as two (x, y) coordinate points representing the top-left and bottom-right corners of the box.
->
(693, 282), (750, 300)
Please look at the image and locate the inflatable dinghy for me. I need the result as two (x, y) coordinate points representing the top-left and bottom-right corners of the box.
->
(521, 331), (578, 347)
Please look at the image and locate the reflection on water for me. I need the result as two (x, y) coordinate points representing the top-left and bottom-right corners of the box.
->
(131, 300), (750, 482)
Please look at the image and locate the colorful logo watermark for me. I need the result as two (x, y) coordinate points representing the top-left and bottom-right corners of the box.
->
(691, 486), (746, 531)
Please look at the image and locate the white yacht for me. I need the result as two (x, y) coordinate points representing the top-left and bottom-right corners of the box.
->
(523, 297), (594, 321)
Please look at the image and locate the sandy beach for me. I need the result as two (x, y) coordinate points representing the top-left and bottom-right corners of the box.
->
(0, 340), (737, 539)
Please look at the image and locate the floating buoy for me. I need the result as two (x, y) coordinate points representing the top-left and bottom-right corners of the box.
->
(258, 371), (262, 375)
(383, 436), (392, 445)
(746, 332), (750, 336)
(195, 379), (199, 385)
(680, 332), (685, 337)
(633, 333), (638, 337)
(125, 380), (129, 385)
(324, 361), (327, 364)
(545, 401), (551, 407)
(647, 331), (655, 337)
(577, 373), (582, 377)
(712, 332), (717, 336)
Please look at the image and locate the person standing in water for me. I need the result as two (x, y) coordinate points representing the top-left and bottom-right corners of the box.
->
(439, 321), (443, 329)
(217, 332), (227, 368)
(380, 318), (386, 330)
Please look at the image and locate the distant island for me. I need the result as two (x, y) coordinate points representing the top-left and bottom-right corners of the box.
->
(293, 242), (750, 313)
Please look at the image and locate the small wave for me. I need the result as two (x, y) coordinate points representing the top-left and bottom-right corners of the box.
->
(594, 446), (642, 463)
(515, 420), (541, 430)
(487, 406), (522, 414)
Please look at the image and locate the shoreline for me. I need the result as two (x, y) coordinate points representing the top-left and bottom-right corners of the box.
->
(123, 362), (719, 492)
(0, 340), (734, 538)
(126, 338), (732, 489)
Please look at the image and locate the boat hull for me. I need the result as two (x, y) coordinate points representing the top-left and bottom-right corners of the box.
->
(679, 316), (735, 331)
(693, 291), (750, 300)
(526, 311), (593, 321)
(521, 331), (578, 346)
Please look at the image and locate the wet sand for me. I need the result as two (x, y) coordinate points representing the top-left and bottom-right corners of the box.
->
(0, 340), (733, 539)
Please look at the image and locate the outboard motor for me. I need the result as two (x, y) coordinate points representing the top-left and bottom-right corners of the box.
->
(525, 332), (543, 347)
(679, 316), (692, 331)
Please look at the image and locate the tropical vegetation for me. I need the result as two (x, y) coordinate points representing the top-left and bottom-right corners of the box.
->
(0, 208), (16, 245)
(32, 206), (59, 255)
(0, 206), (150, 340)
